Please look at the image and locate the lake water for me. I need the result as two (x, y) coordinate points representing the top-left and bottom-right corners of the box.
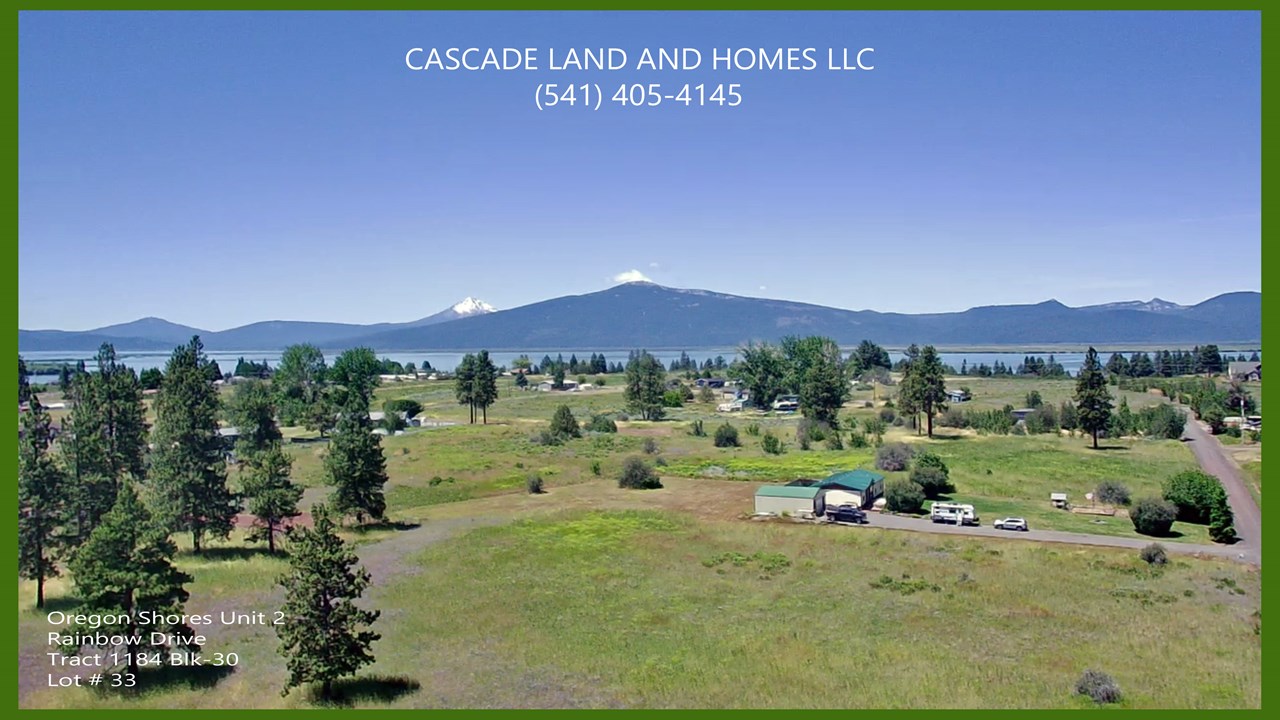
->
(22, 347), (1261, 383)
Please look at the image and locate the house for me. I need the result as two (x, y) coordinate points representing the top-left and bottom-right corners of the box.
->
(536, 380), (579, 392)
(217, 427), (241, 453)
(945, 389), (971, 403)
(1011, 408), (1035, 422)
(754, 485), (820, 515)
(815, 469), (886, 509)
(695, 378), (728, 388)
(1229, 361), (1262, 381)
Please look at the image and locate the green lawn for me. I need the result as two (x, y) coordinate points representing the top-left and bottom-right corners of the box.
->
(1240, 461), (1262, 509)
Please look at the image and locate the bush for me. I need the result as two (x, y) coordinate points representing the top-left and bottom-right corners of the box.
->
(875, 442), (914, 472)
(618, 457), (662, 489)
(879, 407), (896, 423)
(549, 405), (581, 440)
(825, 431), (844, 450)
(713, 423), (740, 448)
(383, 398), (423, 418)
(862, 417), (887, 441)
(1025, 390), (1043, 408)
(1130, 497), (1178, 536)
(380, 412), (408, 433)
(615, 412), (630, 422)
(914, 451), (949, 479)
(848, 432), (869, 448)
(595, 376), (607, 387)
(1075, 669), (1122, 705)
(762, 432), (785, 455)
(590, 461), (602, 476)
(939, 406), (969, 428)
(1138, 403), (1185, 439)
(642, 438), (659, 455)
(1208, 489), (1237, 544)
(688, 419), (706, 437)
(1139, 543), (1167, 566)
(1095, 481), (1131, 507)
(1225, 426), (1242, 438)
(585, 414), (618, 433)
(661, 389), (685, 408)
(910, 466), (954, 499)
(697, 386), (715, 404)
(526, 474), (544, 494)
(885, 478), (925, 514)
(745, 423), (761, 437)
(1162, 470), (1220, 524)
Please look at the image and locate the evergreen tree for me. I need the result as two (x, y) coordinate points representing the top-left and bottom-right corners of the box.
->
(325, 393), (388, 524)
(624, 350), (668, 421)
(67, 485), (196, 675)
(139, 367), (164, 390)
(275, 344), (330, 431)
(148, 336), (238, 553)
(1074, 347), (1114, 449)
(729, 341), (786, 409)
(18, 354), (32, 405)
(847, 340), (891, 375)
(514, 371), (528, 390)
(897, 344), (923, 434)
(1105, 353), (1130, 377)
(796, 341), (849, 425)
(915, 345), (948, 438)
(60, 369), (113, 544)
(228, 380), (300, 553)
(276, 506), (380, 701)
(19, 397), (66, 608)
(329, 347), (381, 409)
(455, 353), (477, 423)
(472, 350), (499, 424)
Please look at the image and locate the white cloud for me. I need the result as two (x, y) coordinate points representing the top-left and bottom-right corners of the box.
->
(613, 269), (652, 283)
(759, 285), (767, 290)
(649, 262), (661, 268)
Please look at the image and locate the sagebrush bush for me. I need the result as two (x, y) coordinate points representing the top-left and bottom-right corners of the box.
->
(618, 457), (662, 489)
(585, 414), (617, 433)
(549, 405), (581, 440)
(590, 461), (601, 476)
(1075, 669), (1122, 704)
(762, 432), (785, 455)
(713, 422), (740, 448)
(1131, 497), (1178, 536)
(1139, 543), (1167, 566)
(688, 419), (705, 437)
(642, 438), (659, 455)
(910, 465), (954, 499)
(825, 432), (844, 450)
(525, 474), (544, 494)
(879, 407), (896, 423)
(745, 423), (761, 437)
(885, 478), (925, 514)
(875, 442), (914, 472)
(1096, 480), (1131, 507)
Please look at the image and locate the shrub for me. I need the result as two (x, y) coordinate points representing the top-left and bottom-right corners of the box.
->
(697, 386), (715, 404)
(1162, 470), (1220, 524)
(910, 466), (954, 499)
(885, 478), (925, 514)
(842, 416), (859, 432)
(1075, 669), (1121, 705)
(688, 419), (706, 437)
(762, 432), (785, 455)
(526, 474), (544, 494)
(590, 461), (602, 476)
(848, 432), (869, 448)
(619, 457), (662, 489)
(825, 431), (844, 450)
(662, 389), (685, 408)
(549, 405), (581, 440)
(1025, 390), (1043, 408)
(1095, 480), (1131, 507)
(1139, 543), (1167, 566)
(615, 412), (630, 422)
(745, 423), (761, 437)
(879, 407), (896, 423)
(380, 412), (408, 433)
(383, 398), (423, 418)
(939, 406), (969, 428)
(875, 442), (914, 472)
(1130, 497), (1177, 536)
(585, 414), (618, 433)
(1138, 403), (1185, 439)
(891, 417), (905, 427)
(1225, 426), (1242, 438)
(1208, 489), (1238, 544)
(713, 423), (740, 448)
(642, 438), (659, 455)
(862, 417), (887, 441)
(595, 376), (607, 387)
(914, 451), (949, 479)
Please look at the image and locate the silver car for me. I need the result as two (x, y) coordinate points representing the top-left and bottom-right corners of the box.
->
(993, 517), (1029, 531)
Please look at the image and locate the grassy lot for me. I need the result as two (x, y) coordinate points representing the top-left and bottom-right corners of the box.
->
(1240, 461), (1262, 508)
(21, 510), (1261, 709)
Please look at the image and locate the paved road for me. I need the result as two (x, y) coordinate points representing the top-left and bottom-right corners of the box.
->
(845, 511), (1255, 563)
(1181, 414), (1262, 565)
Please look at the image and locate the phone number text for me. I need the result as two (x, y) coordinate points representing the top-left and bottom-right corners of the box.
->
(535, 83), (743, 110)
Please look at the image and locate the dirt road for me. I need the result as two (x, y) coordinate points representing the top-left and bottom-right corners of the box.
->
(1180, 415), (1262, 565)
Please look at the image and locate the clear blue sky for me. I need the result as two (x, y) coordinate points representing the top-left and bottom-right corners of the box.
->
(19, 11), (1261, 331)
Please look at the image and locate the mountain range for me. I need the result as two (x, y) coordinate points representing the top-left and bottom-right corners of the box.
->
(17, 284), (1261, 352)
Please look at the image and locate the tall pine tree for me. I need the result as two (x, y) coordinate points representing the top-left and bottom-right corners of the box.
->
(227, 380), (300, 553)
(454, 353), (477, 424)
(19, 397), (66, 609)
(148, 336), (238, 553)
(915, 345), (949, 438)
(276, 505), (380, 701)
(325, 392), (388, 524)
(1074, 347), (1114, 450)
(471, 350), (499, 424)
(66, 484), (196, 675)
(624, 350), (667, 421)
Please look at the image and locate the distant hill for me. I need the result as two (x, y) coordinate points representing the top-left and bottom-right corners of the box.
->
(18, 285), (1260, 352)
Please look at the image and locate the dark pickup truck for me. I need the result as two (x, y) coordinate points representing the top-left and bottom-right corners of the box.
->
(828, 504), (868, 525)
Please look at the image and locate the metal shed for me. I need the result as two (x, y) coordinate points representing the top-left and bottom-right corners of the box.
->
(754, 485), (820, 515)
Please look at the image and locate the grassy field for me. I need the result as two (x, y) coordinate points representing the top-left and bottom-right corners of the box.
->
(22, 510), (1259, 708)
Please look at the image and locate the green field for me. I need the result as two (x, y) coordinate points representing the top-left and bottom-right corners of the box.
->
(21, 511), (1261, 708)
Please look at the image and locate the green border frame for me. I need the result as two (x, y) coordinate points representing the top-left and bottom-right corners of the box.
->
(7, 4), (1268, 715)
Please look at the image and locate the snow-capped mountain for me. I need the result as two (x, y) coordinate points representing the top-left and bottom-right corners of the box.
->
(450, 297), (497, 317)
(1080, 297), (1188, 313)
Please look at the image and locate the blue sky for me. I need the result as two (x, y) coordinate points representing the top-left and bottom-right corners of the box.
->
(19, 11), (1260, 331)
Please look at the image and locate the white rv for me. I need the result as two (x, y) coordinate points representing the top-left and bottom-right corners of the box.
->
(930, 502), (979, 526)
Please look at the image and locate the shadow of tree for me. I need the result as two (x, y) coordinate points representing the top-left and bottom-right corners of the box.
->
(309, 675), (421, 707)
(90, 662), (236, 696)
(182, 545), (280, 561)
(350, 520), (422, 535)
(31, 595), (82, 615)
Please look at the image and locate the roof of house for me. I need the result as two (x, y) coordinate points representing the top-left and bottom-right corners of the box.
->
(819, 469), (885, 492)
(755, 485), (821, 499)
(1229, 361), (1261, 374)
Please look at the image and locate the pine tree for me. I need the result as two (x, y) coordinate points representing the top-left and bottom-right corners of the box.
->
(148, 336), (238, 553)
(326, 393), (388, 524)
(276, 505), (380, 701)
(915, 345), (948, 438)
(19, 397), (66, 609)
(67, 484), (196, 675)
(624, 350), (667, 421)
(471, 350), (499, 424)
(897, 344), (923, 434)
(228, 380), (300, 553)
(60, 363), (113, 543)
(1074, 347), (1114, 450)
(275, 344), (329, 431)
(18, 354), (32, 405)
(454, 353), (477, 424)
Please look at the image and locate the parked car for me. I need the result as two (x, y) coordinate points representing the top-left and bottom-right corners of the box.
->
(717, 399), (746, 412)
(771, 394), (799, 412)
(828, 504), (868, 525)
(993, 517), (1029, 531)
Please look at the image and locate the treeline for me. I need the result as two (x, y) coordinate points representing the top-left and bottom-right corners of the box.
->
(18, 339), (385, 697)
(1105, 346), (1256, 378)
(937, 397), (1185, 440)
(1118, 376), (1258, 435)
(667, 351), (730, 375)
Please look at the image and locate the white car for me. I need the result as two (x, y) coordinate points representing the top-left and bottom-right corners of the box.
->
(717, 400), (746, 412)
(993, 517), (1029, 532)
